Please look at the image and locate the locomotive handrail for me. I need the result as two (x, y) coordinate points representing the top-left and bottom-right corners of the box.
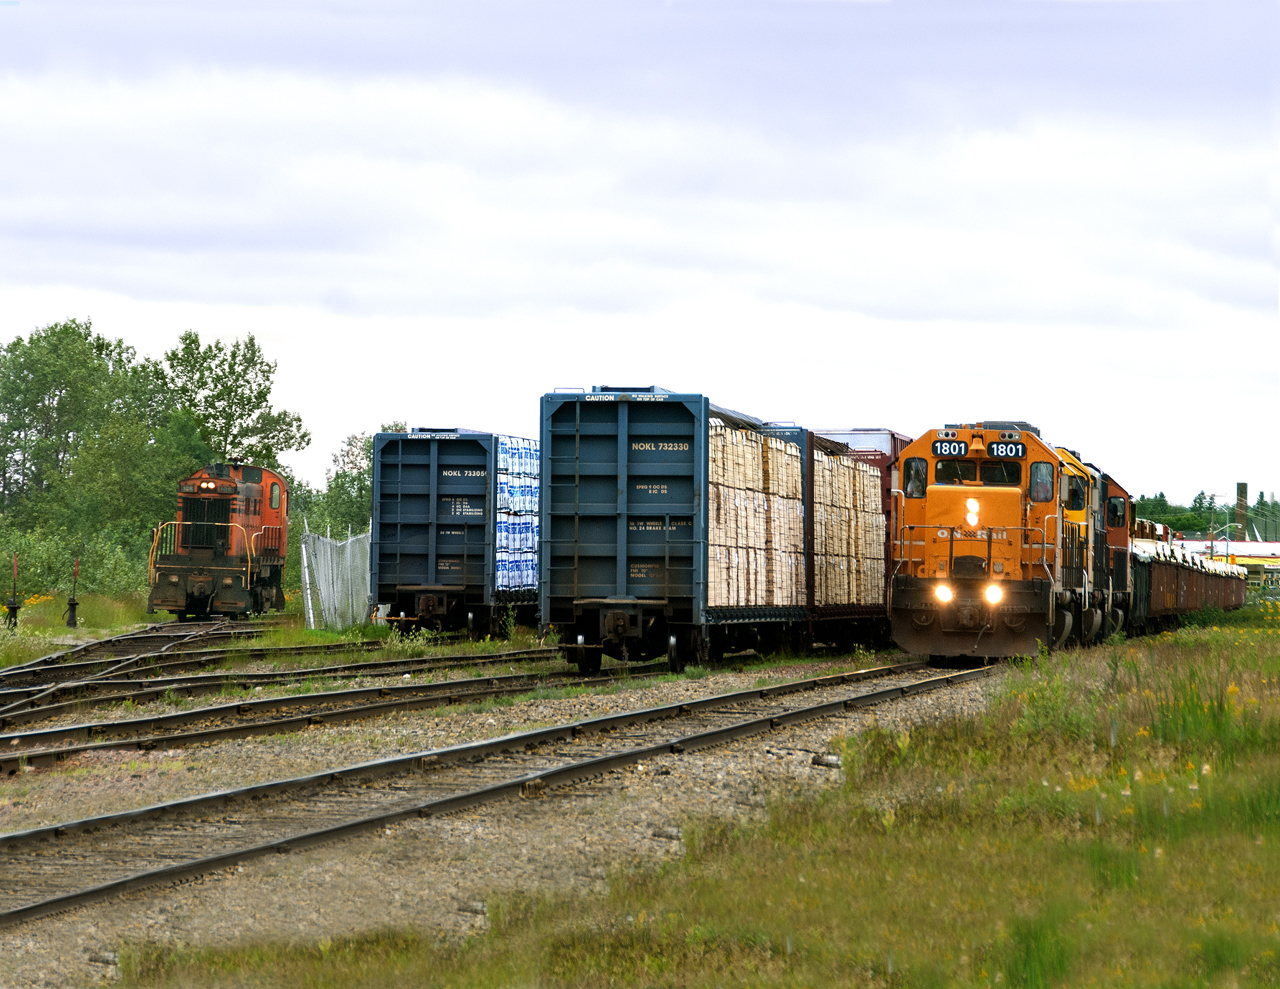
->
(251, 526), (284, 558)
(149, 522), (253, 589)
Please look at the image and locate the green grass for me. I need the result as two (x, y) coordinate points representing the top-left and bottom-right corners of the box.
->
(0, 628), (61, 669)
(14, 590), (158, 632)
(232, 622), (556, 670)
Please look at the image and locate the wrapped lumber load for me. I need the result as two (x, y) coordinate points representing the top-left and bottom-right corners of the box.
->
(707, 422), (805, 608)
(811, 451), (888, 607)
(812, 450), (854, 607)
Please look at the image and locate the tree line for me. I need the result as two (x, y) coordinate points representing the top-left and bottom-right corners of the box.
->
(0, 319), (381, 598)
(1135, 490), (1280, 541)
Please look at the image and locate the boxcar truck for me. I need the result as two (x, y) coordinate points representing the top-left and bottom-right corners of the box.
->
(370, 428), (539, 635)
(539, 387), (889, 672)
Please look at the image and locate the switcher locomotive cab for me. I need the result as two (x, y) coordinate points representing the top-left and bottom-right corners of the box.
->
(147, 462), (289, 620)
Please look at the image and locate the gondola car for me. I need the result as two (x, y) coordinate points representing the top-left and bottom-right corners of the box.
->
(147, 462), (289, 620)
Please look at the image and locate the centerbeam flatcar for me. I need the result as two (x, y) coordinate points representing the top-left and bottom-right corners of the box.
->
(538, 386), (892, 672)
(369, 428), (540, 634)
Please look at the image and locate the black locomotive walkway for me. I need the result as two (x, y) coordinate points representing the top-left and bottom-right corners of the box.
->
(0, 662), (997, 926)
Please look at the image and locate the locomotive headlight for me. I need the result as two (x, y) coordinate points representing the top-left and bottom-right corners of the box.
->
(985, 585), (1003, 604)
(935, 585), (953, 603)
(966, 498), (980, 513)
(966, 512), (979, 527)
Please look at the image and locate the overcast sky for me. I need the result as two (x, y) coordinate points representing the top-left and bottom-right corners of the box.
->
(0, 0), (1274, 506)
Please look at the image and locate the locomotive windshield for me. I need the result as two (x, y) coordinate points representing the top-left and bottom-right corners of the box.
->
(935, 459), (1021, 486)
(935, 459), (976, 483)
(979, 461), (1020, 486)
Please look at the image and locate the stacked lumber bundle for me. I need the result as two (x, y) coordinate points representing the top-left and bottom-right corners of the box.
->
(707, 425), (805, 607)
(812, 452), (886, 606)
(854, 460), (886, 605)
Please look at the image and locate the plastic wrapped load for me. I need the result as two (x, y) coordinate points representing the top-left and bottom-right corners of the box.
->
(494, 435), (539, 590)
(707, 424), (806, 608)
(812, 452), (886, 606)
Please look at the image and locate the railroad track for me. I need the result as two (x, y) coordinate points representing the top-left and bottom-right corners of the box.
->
(0, 663), (668, 769)
(0, 622), (260, 688)
(0, 646), (569, 720)
(83, 643), (563, 684)
(0, 661), (999, 926)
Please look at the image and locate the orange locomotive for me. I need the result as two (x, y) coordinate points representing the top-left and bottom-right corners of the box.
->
(147, 462), (289, 620)
(888, 422), (1245, 658)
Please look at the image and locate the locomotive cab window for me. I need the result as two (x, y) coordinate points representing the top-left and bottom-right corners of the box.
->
(979, 461), (1021, 486)
(936, 459), (976, 484)
(1107, 496), (1127, 528)
(270, 482), (281, 510)
(1068, 476), (1086, 512)
(903, 458), (927, 498)
(1029, 462), (1054, 502)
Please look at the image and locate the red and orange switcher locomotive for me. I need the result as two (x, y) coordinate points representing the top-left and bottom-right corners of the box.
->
(147, 462), (289, 620)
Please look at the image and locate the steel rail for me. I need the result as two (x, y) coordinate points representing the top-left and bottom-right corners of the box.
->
(0, 623), (223, 675)
(0, 639), (562, 694)
(0, 646), (569, 717)
(0, 639), (388, 696)
(85, 644), (563, 684)
(0, 663), (669, 765)
(0, 661), (999, 927)
(0, 624), (257, 687)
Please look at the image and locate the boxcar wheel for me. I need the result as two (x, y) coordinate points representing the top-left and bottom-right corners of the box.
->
(175, 612), (187, 623)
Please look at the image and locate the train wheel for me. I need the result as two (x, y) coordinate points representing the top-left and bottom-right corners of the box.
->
(175, 611), (187, 623)
(1052, 609), (1073, 650)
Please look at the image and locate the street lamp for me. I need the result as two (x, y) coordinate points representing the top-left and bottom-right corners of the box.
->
(1208, 522), (1240, 560)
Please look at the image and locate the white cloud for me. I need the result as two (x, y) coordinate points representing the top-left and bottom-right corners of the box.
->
(0, 69), (1273, 500)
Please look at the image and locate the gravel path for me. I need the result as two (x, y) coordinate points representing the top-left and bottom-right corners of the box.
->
(0, 659), (1003, 988)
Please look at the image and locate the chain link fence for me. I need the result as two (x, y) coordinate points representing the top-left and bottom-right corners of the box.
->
(301, 529), (370, 630)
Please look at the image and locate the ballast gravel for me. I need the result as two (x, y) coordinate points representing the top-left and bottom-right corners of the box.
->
(0, 659), (1003, 988)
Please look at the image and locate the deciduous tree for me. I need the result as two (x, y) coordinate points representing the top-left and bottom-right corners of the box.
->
(163, 331), (310, 467)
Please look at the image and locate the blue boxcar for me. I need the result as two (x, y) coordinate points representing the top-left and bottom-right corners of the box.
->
(371, 428), (539, 634)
